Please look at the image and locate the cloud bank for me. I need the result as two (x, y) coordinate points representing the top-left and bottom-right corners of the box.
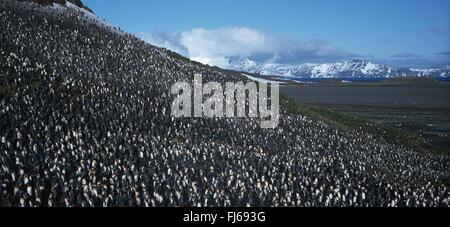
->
(139, 27), (357, 67)
(390, 52), (423, 58)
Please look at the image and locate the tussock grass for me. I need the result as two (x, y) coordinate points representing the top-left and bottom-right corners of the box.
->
(280, 93), (450, 156)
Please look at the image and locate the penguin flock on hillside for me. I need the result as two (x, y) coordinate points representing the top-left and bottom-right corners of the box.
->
(0, 0), (449, 207)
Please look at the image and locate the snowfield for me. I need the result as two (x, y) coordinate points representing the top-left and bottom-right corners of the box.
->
(227, 58), (450, 79)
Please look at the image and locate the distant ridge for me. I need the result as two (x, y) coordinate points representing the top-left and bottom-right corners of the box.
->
(17, 0), (93, 13)
(227, 57), (450, 79)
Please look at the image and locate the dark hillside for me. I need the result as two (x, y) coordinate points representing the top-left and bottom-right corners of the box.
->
(16, 0), (93, 13)
(1, 0), (449, 207)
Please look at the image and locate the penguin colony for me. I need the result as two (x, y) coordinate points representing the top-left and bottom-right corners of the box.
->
(0, 0), (449, 207)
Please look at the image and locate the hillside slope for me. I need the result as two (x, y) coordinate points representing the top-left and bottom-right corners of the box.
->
(18, 0), (93, 12)
(0, 1), (449, 207)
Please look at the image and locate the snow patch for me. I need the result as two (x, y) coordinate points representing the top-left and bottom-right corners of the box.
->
(242, 74), (285, 84)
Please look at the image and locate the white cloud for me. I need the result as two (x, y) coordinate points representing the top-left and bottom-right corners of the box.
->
(179, 27), (275, 66)
(139, 27), (356, 67)
(139, 31), (188, 56)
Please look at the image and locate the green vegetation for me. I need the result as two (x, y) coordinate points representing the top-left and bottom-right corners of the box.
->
(0, 70), (43, 98)
(280, 93), (450, 155)
(383, 76), (439, 83)
(317, 78), (343, 84)
(0, 72), (18, 98)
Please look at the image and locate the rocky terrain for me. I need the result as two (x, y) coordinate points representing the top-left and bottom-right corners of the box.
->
(0, 0), (449, 207)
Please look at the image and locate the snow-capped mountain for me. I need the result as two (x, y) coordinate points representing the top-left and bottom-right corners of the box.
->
(227, 58), (450, 78)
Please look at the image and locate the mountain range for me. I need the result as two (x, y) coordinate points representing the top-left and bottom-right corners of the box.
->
(226, 58), (450, 78)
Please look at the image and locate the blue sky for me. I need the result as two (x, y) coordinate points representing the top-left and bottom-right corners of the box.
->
(88, 0), (450, 67)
